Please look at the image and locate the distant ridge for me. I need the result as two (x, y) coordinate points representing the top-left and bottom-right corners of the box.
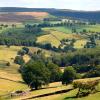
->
(0, 7), (100, 22)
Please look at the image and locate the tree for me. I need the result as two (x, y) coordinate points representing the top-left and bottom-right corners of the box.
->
(47, 63), (62, 82)
(62, 66), (77, 85)
(21, 61), (50, 90)
(14, 56), (25, 65)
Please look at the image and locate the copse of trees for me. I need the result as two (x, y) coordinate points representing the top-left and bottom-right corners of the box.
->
(0, 25), (42, 47)
(73, 65), (95, 73)
(24, 24), (41, 34)
(21, 60), (50, 90)
(28, 47), (100, 70)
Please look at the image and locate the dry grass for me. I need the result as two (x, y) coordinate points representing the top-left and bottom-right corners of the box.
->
(16, 12), (49, 19)
(0, 45), (30, 63)
(0, 78), (28, 96)
(74, 39), (87, 48)
(0, 46), (29, 96)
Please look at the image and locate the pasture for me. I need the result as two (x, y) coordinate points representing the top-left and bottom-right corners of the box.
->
(37, 29), (81, 48)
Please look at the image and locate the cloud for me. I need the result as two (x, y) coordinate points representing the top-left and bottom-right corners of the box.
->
(0, 0), (100, 11)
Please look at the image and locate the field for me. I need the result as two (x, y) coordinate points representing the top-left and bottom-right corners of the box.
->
(11, 77), (100, 100)
(37, 29), (82, 48)
(49, 24), (100, 34)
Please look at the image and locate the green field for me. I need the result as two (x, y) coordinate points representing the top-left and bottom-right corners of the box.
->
(46, 24), (100, 34)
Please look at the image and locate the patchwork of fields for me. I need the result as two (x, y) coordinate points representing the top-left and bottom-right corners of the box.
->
(37, 29), (82, 47)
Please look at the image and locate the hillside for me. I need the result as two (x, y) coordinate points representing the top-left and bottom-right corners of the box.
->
(0, 12), (49, 22)
(0, 7), (100, 22)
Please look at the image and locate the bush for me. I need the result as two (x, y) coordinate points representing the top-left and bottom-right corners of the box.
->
(17, 50), (26, 56)
(62, 66), (77, 85)
(6, 62), (10, 66)
(14, 56), (25, 65)
(22, 47), (29, 54)
(73, 79), (100, 97)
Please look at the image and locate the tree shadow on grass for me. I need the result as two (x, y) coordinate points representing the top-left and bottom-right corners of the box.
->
(64, 96), (77, 100)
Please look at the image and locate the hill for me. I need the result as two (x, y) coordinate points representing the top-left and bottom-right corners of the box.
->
(0, 7), (100, 22)
(0, 12), (49, 22)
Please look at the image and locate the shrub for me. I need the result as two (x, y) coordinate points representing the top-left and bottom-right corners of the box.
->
(14, 56), (25, 65)
(73, 79), (100, 97)
(62, 66), (77, 85)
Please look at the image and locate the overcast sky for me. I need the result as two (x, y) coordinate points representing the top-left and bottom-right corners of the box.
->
(0, 0), (100, 11)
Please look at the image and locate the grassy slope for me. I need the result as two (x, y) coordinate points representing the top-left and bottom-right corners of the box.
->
(37, 29), (81, 48)
(0, 45), (56, 97)
(0, 46), (30, 97)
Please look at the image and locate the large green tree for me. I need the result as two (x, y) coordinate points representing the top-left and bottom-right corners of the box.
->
(21, 60), (50, 90)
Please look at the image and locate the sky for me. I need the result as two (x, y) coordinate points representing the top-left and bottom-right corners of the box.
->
(0, 0), (100, 11)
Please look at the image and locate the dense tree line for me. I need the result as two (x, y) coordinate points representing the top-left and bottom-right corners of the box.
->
(0, 25), (42, 46)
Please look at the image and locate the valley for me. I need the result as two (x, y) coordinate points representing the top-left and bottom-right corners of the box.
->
(0, 7), (100, 100)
